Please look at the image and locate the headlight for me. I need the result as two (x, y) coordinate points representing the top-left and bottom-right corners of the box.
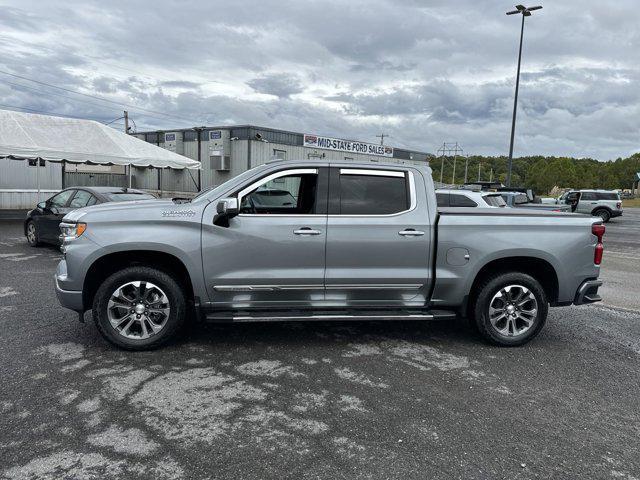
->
(59, 222), (87, 241)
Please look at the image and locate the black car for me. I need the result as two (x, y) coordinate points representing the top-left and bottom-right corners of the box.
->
(25, 187), (156, 246)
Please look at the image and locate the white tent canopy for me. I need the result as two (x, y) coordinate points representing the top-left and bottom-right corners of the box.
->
(0, 109), (200, 169)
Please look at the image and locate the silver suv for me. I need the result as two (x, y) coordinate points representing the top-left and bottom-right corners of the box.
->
(558, 190), (622, 222)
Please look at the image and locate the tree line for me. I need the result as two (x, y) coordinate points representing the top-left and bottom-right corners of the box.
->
(430, 153), (640, 194)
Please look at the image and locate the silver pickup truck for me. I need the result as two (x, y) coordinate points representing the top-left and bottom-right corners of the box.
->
(55, 160), (605, 350)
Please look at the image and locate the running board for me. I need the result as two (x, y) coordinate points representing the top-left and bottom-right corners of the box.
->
(204, 309), (457, 323)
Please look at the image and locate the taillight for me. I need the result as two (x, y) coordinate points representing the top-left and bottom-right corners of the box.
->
(616, 202), (622, 209)
(592, 224), (605, 265)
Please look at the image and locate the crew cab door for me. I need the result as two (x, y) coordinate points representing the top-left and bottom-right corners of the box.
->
(201, 167), (328, 308)
(324, 167), (433, 307)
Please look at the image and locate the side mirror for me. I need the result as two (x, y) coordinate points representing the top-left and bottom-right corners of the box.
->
(37, 201), (46, 209)
(216, 198), (239, 217)
(214, 198), (238, 226)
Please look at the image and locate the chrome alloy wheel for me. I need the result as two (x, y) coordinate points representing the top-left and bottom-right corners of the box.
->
(488, 285), (538, 337)
(107, 281), (170, 340)
(26, 223), (36, 243)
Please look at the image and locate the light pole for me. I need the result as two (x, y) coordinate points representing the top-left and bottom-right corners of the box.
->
(505, 4), (542, 187)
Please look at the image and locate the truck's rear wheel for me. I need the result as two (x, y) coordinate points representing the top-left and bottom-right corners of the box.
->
(92, 266), (186, 350)
(471, 272), (548, 346)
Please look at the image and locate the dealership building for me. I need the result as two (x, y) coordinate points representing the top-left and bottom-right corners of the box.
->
(131, 125), (432, 194)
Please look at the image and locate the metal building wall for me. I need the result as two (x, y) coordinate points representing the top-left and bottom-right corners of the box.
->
(0, 158), (62, 189)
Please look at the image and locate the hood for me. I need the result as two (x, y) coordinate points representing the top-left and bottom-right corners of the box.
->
(62, 199), (188, 223)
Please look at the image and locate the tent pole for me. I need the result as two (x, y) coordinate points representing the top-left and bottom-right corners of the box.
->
(128, 164), (132, 189)
(36, 158), (40, 203)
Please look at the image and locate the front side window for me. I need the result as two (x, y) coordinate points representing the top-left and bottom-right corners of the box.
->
(338, 169), (408, 215)
(449, 194), (478, 207)
(239, 170), (318, 215)
(49, 190), (75, 208)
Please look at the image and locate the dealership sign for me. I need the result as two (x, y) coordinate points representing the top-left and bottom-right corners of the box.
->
(303, 134), (393, 157)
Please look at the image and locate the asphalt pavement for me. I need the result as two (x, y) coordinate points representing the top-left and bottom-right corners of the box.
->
(0, 212), (639, 479)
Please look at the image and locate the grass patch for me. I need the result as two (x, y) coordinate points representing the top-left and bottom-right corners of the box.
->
(622, 198), (640, 208)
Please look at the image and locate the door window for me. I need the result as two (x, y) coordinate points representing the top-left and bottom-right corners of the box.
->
(337, 169), (408, 215)
(239, 169), (318, 215)
(69, 190), (95, 208)
(48, 190), (75, 208)
(449, 194), (478, 207)
(581, 192), (597, 201)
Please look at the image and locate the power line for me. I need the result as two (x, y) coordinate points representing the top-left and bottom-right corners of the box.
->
(0, 77), (195, 126)
(0, 68), (198, 124)
(0, 102), (111, 122)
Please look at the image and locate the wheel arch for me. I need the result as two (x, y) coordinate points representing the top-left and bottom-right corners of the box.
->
(466, 256), (559, 316)
(82, 250), (195, 311)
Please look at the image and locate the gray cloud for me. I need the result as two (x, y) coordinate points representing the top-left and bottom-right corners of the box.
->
(0, 0), (638, 159)
(248, 74), (304, 98)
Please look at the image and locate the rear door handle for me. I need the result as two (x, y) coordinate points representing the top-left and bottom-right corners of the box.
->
(294, 227), (321, 235)
(399, 229), (425, 236)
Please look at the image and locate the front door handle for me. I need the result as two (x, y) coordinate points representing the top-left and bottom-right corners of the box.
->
(399, 229), (425, 236)
(294, 227), (322, 235)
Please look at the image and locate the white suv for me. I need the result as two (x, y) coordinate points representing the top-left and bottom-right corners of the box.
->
(558, 190), (622, 222)
(436, 189), (507, 208)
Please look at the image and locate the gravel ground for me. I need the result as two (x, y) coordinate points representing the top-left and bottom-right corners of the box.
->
(0, 213), (639, 480)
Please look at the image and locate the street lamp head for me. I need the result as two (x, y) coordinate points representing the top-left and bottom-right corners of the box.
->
(506, 4), (543, 16)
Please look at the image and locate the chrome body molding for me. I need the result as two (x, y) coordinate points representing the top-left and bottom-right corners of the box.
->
(212, 284), (423, 292)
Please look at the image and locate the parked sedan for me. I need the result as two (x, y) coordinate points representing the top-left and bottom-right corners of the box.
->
(25, 187), (156, 246)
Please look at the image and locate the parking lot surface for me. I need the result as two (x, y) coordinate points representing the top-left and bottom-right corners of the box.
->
(1, 212), (639, 479)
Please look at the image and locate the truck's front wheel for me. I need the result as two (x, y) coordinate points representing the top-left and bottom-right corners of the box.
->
(471, 272), (548, 346)
(92, 266), (186, 350)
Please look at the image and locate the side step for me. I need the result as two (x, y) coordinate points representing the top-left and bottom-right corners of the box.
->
(204, 309), (457, 323)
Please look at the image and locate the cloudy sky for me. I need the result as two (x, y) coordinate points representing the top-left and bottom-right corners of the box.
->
(0, 0), (638, 160)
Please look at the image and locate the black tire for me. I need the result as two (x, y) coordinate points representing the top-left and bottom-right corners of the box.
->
(593, 209), (610, 223)
(92, 266), (186, 350)
(471, 272), (548, 347)
(25, 220), (41, 247)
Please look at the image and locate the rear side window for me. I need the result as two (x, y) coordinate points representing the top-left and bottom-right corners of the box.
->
(436, 192), (449, 207)
(580, 192), (597, 201)
(596, 192), (619, 201)
(338, 169), (408, 215)
(104, 193), (156, 202)
(483, 195), (506, 207)
(514, 194), (529, 205)
(449, 194), (477, 207)
(69, 190), (95, 208)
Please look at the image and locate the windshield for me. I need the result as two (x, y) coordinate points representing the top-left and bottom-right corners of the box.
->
(483, 194), (507, 207)
(191, 167), (264, 202)
(104, 192), (156, 202)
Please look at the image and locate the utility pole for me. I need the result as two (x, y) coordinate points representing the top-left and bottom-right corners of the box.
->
(436, 142), (463, 185)
(505, 4), (542, 187)
(478, 161), (481, 181)
(124, 111), (132, 188)
(376, 133), (389, 145)
(464, 157), (469, 183)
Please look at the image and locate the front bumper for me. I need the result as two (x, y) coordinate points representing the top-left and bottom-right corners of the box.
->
(55, 262), (83, 312)
(574, 279), (603, 305)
